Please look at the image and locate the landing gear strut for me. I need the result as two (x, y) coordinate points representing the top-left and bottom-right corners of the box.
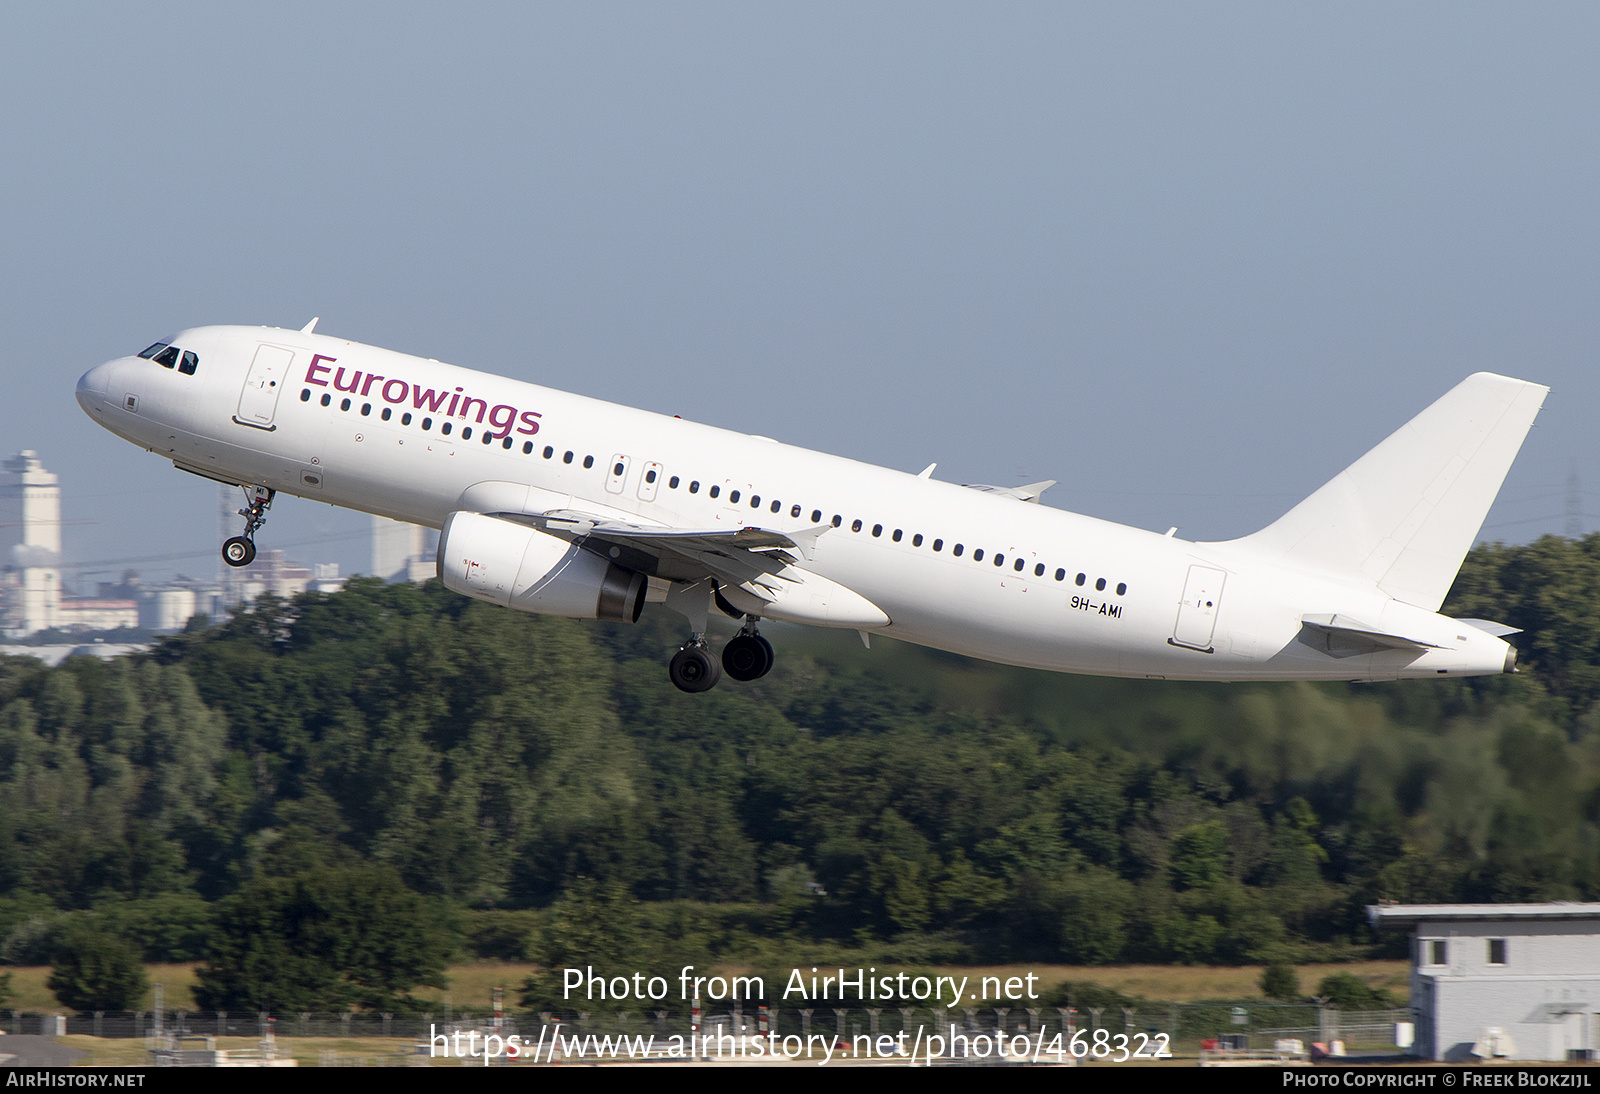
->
(722, 618), (774, 681)
(221, 485), (274, 569)
(669, 636), (722, 693)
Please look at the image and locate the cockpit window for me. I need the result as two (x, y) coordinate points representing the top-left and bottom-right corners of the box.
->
(179, 350), (199, 375)
(152, 345), (180, 369)
(137, 343), (168, 359)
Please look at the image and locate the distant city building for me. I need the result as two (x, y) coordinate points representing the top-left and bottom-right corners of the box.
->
(1370, 902), (1600, 1062)
(372, 515), (436, 582)
(55, 598), (139, 631)
(0, 450), (345, 636)
(0, 451), (62, 636)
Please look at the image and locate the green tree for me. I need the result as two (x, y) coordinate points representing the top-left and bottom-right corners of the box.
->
(47, 926), (148, 1011)
(193, 864), (449, 1012)
(1317, 972), (1395, 1010)
(1260, 962), (1299, 1000)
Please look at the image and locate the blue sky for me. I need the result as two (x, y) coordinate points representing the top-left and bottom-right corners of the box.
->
(3, 4), (1596, 585)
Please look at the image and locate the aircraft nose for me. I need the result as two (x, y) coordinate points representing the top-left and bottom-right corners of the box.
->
(75, 360), (115, 412)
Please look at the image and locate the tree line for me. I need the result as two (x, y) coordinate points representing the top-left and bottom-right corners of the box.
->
(3, 535), (1598, 1010)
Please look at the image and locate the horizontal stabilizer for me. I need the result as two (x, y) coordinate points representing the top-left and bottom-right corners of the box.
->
(1301, 613), (1441, 650)
(1232, 373), (1548, 611)
(1458, 618), (1521, 638)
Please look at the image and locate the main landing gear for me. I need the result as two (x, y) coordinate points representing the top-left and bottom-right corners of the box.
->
(722, 619), (774, 682)
(669, 637), (721, 694)
(221, 485), (274, 568)
(668, 617), (774, 694)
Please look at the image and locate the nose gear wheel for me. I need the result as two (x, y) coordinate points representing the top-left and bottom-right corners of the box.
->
(221, 485), (274, 569)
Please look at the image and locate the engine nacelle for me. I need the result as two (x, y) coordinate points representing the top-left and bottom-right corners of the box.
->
(437, 511), (645, 622)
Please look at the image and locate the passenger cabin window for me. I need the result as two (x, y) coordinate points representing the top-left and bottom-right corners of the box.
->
(523, 441), (534, 454)
(730, 490), (741, 503)
(583, 455), (594, 469)
(790, 504), (801, 518)
(689, 481), (700, 493)
(178, 350), (199, 375)
(811, 510), (822, 523)
(341, 398), (352, 412)
(1116, 582), (1127, 595)
(851, 519), (862, 532)
(710, 486), (720, 498)
(1095, 578), (1106, 591)
(973, 549), (984, 561)
(441, 421), (451, 435)
(300, 390), (310, 402)
(321, 394), (332, 407)
(933, 539), (943, 552)
(1488, 939), (1506, 965)
(403, 413), (412, 425)
(912, 534), (922, 546)
(563, 451), (574, 464)
(670, 476), (681, 489)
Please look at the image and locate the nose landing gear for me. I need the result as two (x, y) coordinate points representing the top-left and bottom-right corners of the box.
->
(221, 485), (274, 569)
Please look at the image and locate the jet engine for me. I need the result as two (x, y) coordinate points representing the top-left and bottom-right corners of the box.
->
(437, 510), (645, 622)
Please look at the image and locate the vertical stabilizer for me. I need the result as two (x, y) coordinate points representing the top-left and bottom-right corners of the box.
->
(1228, 372), (1548, 611)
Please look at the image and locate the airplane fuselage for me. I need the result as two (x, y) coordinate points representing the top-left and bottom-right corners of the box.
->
(76, 325), (1526, 684)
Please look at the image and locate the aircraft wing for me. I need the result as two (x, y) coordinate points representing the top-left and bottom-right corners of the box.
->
(491, 509), (834, 598)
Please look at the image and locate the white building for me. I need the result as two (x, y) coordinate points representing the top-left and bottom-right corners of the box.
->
(372, 515), (436, 582)
(1369, 902), (1600, 1062)
(0, 451), (61, 636)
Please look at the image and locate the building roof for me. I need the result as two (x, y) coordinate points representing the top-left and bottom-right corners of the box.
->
(1368, 902), (1600, 929)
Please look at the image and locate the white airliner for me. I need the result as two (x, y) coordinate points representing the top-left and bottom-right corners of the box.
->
(75, 322), (1544, 692)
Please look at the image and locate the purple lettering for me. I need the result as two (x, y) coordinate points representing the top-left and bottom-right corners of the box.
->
(488, 404), (517, 434)
(361, 373), (385, 396)
(382, 378), (408, 404)
(460, 397), (488, 424)
(305, 354), (336, 386)
(412, 386), (450, 412)
(332, 367), (363, 393)
(516, 410), (542, 435)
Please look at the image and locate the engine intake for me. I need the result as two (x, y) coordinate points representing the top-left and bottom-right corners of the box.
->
(437, 511), (644, 622)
